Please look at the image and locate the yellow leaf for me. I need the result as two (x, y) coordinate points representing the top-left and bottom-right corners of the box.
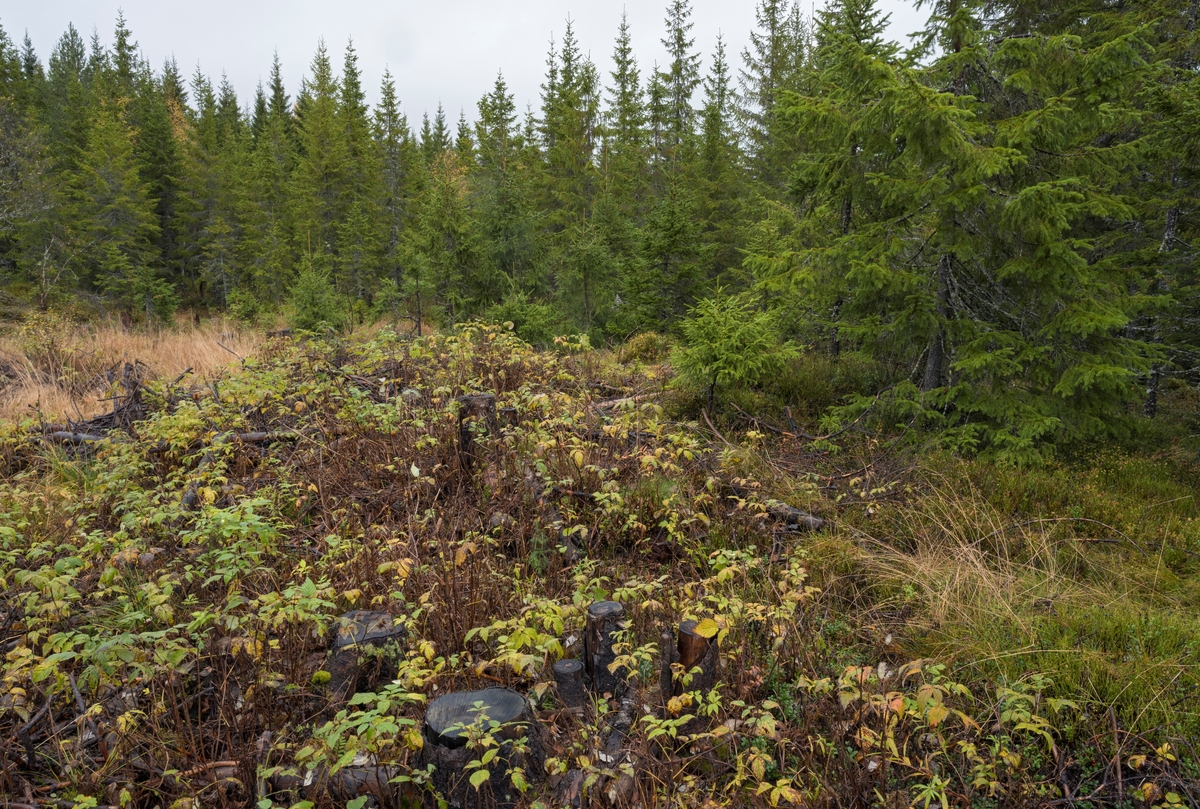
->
(455, 542), (476, 566)
(231, 637), (262, 660)
(926, 704), (949, 728)
(693, 618), (719, 639)
(396, 558), (413, 579)
(571, 449), (585, 467)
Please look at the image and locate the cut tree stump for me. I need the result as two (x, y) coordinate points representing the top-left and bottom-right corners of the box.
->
(585, 601), (627, 696)
(661, 620), (718, 700)
(454, 394), (499, 470)
(553, 658), (588, 714)
(420, 687), (547, 808)
(325, 611), (406, 702)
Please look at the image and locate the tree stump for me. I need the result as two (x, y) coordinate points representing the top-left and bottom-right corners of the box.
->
(675, 619), (719, 695)
(585, 601), (627, 696)
(420, 688), (546, 809)
(454, 394), (499, 470)
(657, 621), (720, 738)
(325, 611), (406, 702)
(553, 659), (588, 714)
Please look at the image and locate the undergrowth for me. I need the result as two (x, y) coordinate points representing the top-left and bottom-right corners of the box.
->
(0, 325), (1195, 808)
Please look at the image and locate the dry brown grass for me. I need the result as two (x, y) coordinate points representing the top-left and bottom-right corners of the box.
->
(0, 314), (261, 422)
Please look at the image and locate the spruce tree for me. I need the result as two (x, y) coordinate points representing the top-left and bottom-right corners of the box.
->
(69, 93), (163, 308)
(292, 40), (346, 255)
(375, 68), (420, 310)
(475, 72), (543, 292)
(697, 35), (744, 280)
(601, 12), (649, 218)
(659, 0), (702, 162)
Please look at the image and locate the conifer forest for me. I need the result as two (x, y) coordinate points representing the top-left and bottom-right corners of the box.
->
(1, 1), (1200, 808)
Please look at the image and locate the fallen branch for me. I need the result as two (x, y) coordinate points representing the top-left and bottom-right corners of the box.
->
(593, 391), (661, 412)
(47, 431), (106, 445)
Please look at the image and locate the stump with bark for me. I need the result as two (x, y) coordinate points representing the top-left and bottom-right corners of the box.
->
(662, 620), (719, 699)
(584, 601), (626, 696)
(325, 610), (406, 702)
(420, 687), (547, 809)
(455, 394), (499, 470)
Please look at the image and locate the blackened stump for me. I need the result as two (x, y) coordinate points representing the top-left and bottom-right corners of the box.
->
(585, 601), (626, 696)
(420, 688), (547, 808)
(553, 658), (587, 713)
(326, 611), (406, 702)
(454, 394), (499, 470)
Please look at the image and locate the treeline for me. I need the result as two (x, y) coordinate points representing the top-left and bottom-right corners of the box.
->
(0, 0), (1197, 458)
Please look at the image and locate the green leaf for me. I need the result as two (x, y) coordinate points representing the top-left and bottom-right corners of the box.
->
(346, 798), (369, 809)
(469, 769), (490, 790)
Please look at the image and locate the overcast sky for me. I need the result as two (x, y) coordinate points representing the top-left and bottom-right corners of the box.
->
(4, 1), (927, 124)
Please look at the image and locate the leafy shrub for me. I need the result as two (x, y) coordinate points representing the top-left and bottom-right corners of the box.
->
(671, 291), (798, 407)
(622, 331), (673, 364)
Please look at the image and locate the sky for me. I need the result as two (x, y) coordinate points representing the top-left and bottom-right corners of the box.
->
(3, 1), (928, 124)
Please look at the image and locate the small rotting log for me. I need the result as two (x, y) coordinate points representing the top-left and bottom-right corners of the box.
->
(551, 769), (584, 808)
(766, 500), (825, 532)
(271, 763), (402, 805)
(553, 659), (588, 714)
(455, 393), (499, 470)
(420, 688), (547, 809)
(727, 481), (825, 532)
(47, 431), (106, 445)
(585, 601), (627, 696)
(325, 611), (406, 702)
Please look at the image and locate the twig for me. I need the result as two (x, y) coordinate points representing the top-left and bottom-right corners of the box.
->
(701, 409), (733, 449)
(68, 672), (107, 758)
(175, 760), (241, 779)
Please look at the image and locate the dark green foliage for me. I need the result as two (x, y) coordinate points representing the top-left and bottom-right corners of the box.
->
(0, 1), (1196, 459)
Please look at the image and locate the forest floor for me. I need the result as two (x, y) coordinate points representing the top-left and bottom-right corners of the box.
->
(0, 321), (1198, 809)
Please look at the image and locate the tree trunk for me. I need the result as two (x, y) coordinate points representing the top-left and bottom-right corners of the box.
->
(1144, 365), (1161, 418)
(325, 610), (405, 703)
(1144, 207), (1178, 419)
(922, 254), (952, 392)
